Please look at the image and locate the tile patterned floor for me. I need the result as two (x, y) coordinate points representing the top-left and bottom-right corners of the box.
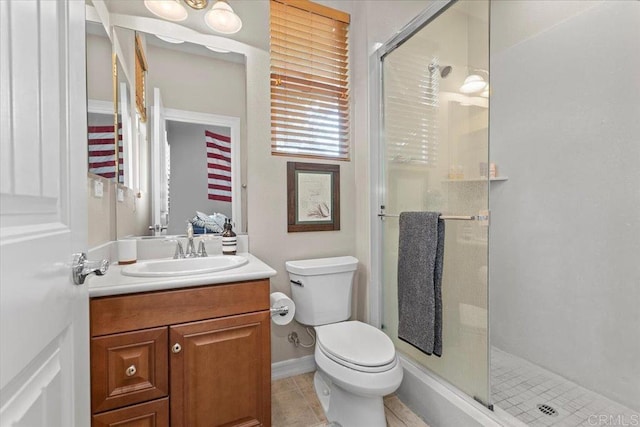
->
(272, 372), (430, 427)
(491, 347), (639, 427)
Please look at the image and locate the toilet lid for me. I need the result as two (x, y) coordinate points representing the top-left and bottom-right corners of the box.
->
(315, 321), (396, 368)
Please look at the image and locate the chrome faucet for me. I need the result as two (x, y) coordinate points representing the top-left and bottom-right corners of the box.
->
(184, 222), (196, 257)
(173, 241), (184, 259)
(173, 223), (207, 259)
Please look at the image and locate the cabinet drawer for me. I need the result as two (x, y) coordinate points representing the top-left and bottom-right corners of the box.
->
(90, 279), (270, 337)
(91, 327), (168, 413)
(92, 398), (169, 427)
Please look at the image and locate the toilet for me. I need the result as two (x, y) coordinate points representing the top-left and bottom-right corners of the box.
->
(285, 256), (403, 427)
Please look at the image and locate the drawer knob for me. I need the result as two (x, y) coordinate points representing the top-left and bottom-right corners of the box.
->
(172, 343), (182, 354)
(125, 365), (137, 377)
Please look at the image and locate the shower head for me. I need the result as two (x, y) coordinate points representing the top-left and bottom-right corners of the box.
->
(428, 63), (453, 78)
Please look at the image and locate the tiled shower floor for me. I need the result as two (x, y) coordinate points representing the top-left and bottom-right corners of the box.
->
(491, 347), (639, 426)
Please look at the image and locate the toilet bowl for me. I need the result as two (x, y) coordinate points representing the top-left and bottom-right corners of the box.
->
(285, 257), (403, 427)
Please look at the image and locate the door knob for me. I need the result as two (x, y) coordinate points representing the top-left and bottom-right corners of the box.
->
(72, 253), (109, 285)
(172, 343), (182, 354)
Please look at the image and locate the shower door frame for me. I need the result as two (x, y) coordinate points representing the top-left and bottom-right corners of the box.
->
(368, 0), (493, 409)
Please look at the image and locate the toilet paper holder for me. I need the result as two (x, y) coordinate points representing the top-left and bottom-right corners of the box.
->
(271, 305), (290, 317)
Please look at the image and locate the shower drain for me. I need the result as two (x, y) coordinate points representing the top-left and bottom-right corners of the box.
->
(537, 403), (559, 417)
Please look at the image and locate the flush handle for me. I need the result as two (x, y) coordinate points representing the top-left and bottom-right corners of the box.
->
(290, 280), (303, 287)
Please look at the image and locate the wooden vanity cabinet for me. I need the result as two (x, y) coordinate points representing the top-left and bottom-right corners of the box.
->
(90, 279), (271, 427)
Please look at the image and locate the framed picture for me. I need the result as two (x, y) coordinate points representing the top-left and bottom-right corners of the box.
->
(287, 162), (340, 232)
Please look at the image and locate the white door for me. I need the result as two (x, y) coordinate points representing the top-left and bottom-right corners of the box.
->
(0, 1), (90, 426)
(151, 87), (168, 234)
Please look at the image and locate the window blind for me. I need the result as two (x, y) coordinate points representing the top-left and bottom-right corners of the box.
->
(270, 0), (350, 160)
(135, 34), (148, 123)
(384, 55), (440, 167)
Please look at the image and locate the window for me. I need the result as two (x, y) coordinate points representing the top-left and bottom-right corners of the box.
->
(270, 0), (350, 160)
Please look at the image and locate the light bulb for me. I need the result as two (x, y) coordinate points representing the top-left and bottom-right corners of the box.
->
(460, 74), (487, 94)
(144, 0), (188, 22)
(205, 1), (242, 34)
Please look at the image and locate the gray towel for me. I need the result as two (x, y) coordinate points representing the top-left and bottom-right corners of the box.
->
(397, 211), (445, 357)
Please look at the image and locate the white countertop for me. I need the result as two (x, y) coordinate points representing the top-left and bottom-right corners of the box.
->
(87, 252), (277, 297)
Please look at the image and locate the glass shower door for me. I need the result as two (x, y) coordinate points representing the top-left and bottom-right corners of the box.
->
(380, 0), (491, 406)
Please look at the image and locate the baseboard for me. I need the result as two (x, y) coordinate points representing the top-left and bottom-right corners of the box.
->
(271, 355), (316, 380)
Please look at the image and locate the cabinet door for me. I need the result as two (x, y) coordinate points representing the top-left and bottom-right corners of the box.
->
(92, 398), (169, 427)
(91, 327), (169, 413)
(170, 311), (271, 427)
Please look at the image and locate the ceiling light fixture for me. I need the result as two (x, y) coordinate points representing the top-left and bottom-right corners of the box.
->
(145, 0), (243, 35)
(205, 0), (243, 34)
(460, 74), (487, 94)
(143, 0), (188, 22)
(184, 0), (208, 9)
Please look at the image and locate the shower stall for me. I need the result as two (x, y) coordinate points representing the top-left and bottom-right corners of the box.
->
(372, 1), (640, 426)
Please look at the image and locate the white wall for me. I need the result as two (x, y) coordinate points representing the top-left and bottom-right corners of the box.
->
(86, 33), (112, 102)
(247, 0), (356, 364)
(249, 0), (434, 364)
(146, 44), (246, 119)
(489, 1), (640, 410)
(166, 122), (232, 235)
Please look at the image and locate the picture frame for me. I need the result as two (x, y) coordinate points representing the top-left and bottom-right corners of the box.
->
(287, 162), (340, 232)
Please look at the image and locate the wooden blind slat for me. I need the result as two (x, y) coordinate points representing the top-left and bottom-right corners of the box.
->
(271, 102), (350, 119)
(271, 104), (348, 121)
(272, 138), (349, 151)
(271, 12), (349, 39)
(271, 52), (347, 78)
(271, 87), (349, 107)
(271, 68), (346, 90)
(271, 103), (349, 121)
(270, 0), (350, 161)
(271, 121), (350, 135)
(271, 0), (350, 25)
(270, 20), (347, 46)
(273, 74), (347, 96)
(271, 140), (349, 154)
(271, 27), (348, 55)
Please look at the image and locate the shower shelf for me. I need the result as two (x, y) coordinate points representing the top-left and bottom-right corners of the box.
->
(443, 177), (508, 183)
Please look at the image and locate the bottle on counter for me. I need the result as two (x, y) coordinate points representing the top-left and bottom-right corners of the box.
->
(221, 218), (237, 255)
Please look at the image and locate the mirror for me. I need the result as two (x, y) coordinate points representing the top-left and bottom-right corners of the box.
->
(139, 28), (246, 236)
(86, 20), (117, 247)
(87, 19), (144, 245)
(87, 7), (251, 247)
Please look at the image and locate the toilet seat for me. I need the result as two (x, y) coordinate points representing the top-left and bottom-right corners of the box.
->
(315, 321), (397, 373)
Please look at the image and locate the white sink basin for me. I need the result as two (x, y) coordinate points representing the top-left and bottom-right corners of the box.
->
(121, 255), (248, 278)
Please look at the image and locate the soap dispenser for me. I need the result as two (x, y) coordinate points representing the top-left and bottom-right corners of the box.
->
(221, 219), (237, 255)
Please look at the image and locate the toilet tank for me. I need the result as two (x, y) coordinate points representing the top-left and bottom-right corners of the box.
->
(285, 256), (358, 326)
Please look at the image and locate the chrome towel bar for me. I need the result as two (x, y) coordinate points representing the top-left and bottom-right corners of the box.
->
(378, 213), (488, 221)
